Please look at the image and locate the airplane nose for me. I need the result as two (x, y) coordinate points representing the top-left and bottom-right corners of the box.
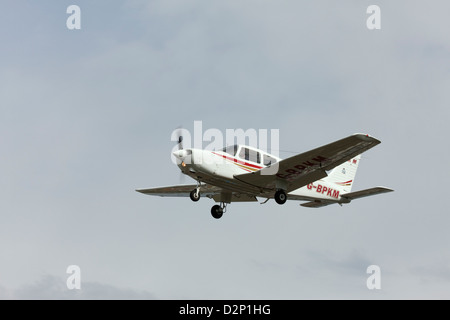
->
(172, 150), (187, 159)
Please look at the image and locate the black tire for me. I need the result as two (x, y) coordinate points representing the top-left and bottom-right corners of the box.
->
(190, 189), (200, 202)
(211, 205), (223, 219)
(274, 190), (287, 205)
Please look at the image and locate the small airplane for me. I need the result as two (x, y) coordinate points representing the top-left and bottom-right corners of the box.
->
(137, 133), (393, 219)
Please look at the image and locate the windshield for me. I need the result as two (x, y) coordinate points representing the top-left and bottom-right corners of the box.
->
(263, 154), (277, 166)
(239, 147), (261, 164)
(221, 145), (238, 156)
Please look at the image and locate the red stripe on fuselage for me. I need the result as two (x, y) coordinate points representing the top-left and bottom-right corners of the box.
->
(211, 152), (263, 170)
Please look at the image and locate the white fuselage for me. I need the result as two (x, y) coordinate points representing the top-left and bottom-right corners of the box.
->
(173, 146), (344, 202)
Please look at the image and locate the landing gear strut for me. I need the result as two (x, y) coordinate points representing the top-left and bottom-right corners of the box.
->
(211, 203), (227, 219)
(274, 189), (287, 205)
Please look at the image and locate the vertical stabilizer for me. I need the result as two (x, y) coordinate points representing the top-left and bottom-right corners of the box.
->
(324, 155), (361, 193)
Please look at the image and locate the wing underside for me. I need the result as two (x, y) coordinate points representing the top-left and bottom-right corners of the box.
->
(136, 184), (257, 203)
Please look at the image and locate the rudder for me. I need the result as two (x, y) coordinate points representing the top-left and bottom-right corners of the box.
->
(323, 154), (361, 193)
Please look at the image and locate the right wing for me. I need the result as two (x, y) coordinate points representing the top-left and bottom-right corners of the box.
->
(235, 134), (381, 193)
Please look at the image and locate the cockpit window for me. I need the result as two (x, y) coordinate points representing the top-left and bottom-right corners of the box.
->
(239, 147), (260, 163)
(221, 145), (238, 156)
(263, 154), (277, 166)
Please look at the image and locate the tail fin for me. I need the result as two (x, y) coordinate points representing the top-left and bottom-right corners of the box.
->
(324, 154), (361, 193)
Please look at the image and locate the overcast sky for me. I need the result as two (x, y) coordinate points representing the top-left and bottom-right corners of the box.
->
(1, 0), (449, 299)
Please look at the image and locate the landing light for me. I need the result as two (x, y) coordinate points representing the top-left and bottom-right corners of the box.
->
(181, 162), (186, 167)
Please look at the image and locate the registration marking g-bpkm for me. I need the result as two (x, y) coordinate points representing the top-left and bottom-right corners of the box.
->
(307, 183), (340, 199)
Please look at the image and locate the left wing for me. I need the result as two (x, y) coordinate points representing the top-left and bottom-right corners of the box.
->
(136, 184), (257, 202)
(136, 184), (220, 198)
(235, 134), (381, 193)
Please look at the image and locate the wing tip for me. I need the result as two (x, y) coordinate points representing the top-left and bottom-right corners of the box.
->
(377, 186), (395, 192)
(353, 133), (381, 144)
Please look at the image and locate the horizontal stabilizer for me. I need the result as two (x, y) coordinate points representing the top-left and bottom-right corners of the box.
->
(341, 186), (394, 200)
(300, 200), (335, 208)
(301, 186), (393, 208)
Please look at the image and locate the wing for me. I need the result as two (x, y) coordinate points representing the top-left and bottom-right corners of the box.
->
(136, 184), (257, 202)
(136, 184), (220, 198)
(235, 134), (381, 193)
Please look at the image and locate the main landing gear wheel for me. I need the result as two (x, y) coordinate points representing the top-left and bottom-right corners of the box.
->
(190, 189), (200, 202)
(274, 190), (287, 205)
(211, 205), (224, 219)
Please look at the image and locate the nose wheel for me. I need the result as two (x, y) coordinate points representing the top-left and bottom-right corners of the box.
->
(211, 203), (227, 219)
(190, 189), (200, 202)
(190, 181), (201, 202)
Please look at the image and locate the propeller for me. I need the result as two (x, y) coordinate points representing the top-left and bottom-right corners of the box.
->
(175, 127), (185, 184)
(176, 127), (183, 150)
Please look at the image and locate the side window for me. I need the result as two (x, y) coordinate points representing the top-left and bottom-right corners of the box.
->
(239, 147), (249, 161)
(233, 145), (238, 156)
(264, 154), (277, 166)
(249, 150), (260, 164)
(222, 145), (238, 156)
(239, 148), (260, 163)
